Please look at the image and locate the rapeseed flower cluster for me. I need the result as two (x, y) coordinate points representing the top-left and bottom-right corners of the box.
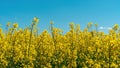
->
(0, 18), (120, 68)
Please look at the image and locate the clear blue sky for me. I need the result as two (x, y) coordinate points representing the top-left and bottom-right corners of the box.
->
(0, 0), (120, 33)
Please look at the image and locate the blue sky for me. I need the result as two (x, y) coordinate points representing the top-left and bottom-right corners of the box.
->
(0, 0), (120, 33)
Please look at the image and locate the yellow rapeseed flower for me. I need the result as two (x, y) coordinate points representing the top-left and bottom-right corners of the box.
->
(13, 23), (18, 28)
